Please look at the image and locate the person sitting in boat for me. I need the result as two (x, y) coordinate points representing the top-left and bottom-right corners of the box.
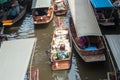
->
(32, 9), (39, 20)
(7, 4), (19, 19)
(13, 0), (20, 13)
(76, 36), (90, 49)
(38, 8), (47, 16)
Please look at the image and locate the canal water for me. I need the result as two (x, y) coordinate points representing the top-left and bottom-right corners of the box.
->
(3, 2), (115, 80)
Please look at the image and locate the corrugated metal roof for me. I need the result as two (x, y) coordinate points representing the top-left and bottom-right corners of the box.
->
(68, 0), (102, 37)
(0, 38), (37, 80)
(90, 0), (113, 8)
(32, 0), (51, 9)
(105, 35), (120, 71)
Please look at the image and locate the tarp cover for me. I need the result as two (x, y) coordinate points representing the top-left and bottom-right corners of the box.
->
(105, 35), (120, 71)
(32, 0), (51, 9)
(90, 0), (113, 8)
(68, 0), (102, 37)
(0, 38), (37, 80)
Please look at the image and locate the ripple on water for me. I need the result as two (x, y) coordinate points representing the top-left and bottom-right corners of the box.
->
(7, 14), (35, 40)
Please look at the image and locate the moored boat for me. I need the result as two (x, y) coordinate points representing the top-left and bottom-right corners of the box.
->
(2, 5), (27, 26)
(90, 0), (117, 27)
(53, 0), (67, 16)
(50, 27), (72, 70)
(68, 0), (106, 62)
(49, 17), (72, 70)
(31, 0), (54, 24)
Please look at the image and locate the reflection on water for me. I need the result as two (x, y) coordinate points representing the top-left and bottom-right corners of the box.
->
(5, 14), (35, 40)
(17, 14), (35, 38)
(52, 70), (69, 80)
(68, 53), (81, 80)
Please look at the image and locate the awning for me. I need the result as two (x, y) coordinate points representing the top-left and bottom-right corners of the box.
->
(0, 0), (7, 4)
(90, 0), (113, 8)
(0, 38), (37, 80)
(68, 0), (102, 37)
(31, 0), (51, 9)
(105, 35), (120, 71)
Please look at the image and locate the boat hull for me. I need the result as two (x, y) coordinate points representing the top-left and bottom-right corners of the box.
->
(2, 5), (27, 26)
(32, 7), (54, 25)
(50, 27), (72, 70)
(69, 17), (106, 62)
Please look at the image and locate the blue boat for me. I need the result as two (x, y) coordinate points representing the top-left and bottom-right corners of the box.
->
(90, 0), (118, 27)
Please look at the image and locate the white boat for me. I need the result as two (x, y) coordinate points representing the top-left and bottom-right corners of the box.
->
(0, 38), (39, 80)
(68, 0), (106, 62)
(31, 0), (54, 24)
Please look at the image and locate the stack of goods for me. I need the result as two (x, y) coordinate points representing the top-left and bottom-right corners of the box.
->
(51, 28), (71, 61)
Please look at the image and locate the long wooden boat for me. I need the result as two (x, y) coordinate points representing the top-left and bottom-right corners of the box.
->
(68, 0), (106, 62)
(0, 38), (39, 80)
(53, 0), (67, 16)
(27, 68), (39, 80)
(49, 17), (72, 70)
(31, 0), (54, 24)
(2, 5), (27, 26)
(90, 0), (116, 27)
(50, 27), (72, 70)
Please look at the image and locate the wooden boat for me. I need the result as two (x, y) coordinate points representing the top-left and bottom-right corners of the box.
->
(90, 0), (116, 27)
(31, 0), (54, 24)
(68, 0), (106, 62)
(50, 18), (72, 70)
(0, 38), (39, 80)
(107, 72), (117, 80)
(2, 5), (27, 26)
(27, 68), (39, 80)
(53, 0), (67, 16)
(50, 27), (72, 70)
